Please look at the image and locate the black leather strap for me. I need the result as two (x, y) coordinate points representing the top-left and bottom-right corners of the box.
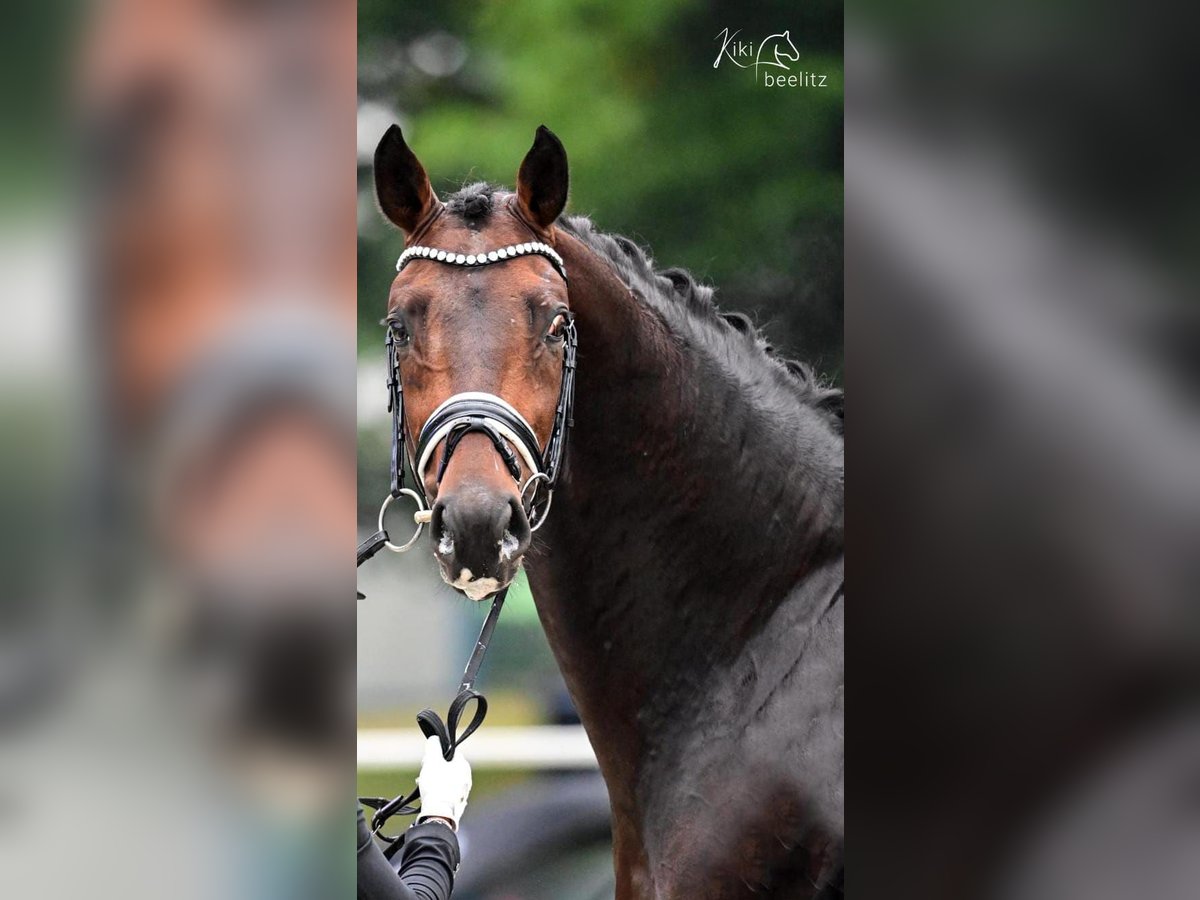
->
(436, 419), (523, 484)
(357, 530), (390, 567)
(542, 318), (577, 491)
(356, 530), (391, 599)
(416, 398), (545, 486)
(385, 327), (409, 500)
(416, 689), (489, 760)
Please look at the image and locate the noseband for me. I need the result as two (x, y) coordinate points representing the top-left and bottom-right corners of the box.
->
(377, 240), (577, 553)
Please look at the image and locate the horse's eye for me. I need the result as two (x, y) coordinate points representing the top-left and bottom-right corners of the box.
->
(390, 322), (411, 348)
(545, 313), (567, 344)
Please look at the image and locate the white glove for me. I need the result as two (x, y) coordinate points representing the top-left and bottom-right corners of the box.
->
(416, 736), (472, 829)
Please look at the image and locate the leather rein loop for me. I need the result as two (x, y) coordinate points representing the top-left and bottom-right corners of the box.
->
(358, 588), (507, 852)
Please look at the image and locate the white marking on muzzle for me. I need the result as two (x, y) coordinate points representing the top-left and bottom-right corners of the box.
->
(450, 567), (502, 601)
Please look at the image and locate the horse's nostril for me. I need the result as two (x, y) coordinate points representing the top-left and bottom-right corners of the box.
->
(494, 495), (513, 534)
(499, 532), (520, 561)
(430, 501), (453, 557)
(505, 496), (531, 549)
(496, 497), (532, 565)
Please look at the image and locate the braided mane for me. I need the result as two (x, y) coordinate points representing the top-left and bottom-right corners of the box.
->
(443, 183), (844, 433)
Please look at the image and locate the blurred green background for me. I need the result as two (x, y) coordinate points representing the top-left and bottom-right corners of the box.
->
(357, 0), (843, 372)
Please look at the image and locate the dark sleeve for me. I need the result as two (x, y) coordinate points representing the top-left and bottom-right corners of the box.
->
(395, 821), (461, 900)
(357, 807), (461, 900)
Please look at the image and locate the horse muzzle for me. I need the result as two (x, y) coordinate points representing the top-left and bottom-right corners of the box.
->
(430, 483), (531, 600)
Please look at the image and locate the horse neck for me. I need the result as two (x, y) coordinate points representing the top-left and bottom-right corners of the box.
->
(526, 230), (843, 813)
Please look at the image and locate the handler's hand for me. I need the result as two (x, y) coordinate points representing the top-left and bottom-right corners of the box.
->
(416, 736), (472, 829)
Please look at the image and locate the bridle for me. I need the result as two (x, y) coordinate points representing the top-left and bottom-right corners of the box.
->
(355, 237), (577, 853)
(375, 239), (577, 554)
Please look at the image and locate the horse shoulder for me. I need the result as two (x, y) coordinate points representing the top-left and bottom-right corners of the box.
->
(642, 568), (844, 897)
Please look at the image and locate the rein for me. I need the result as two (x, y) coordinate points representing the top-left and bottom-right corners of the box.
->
(356, 238), (575, 854)
(355, 581), (506, 853)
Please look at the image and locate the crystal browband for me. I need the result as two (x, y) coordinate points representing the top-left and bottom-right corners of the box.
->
(396, 241), (567, 282)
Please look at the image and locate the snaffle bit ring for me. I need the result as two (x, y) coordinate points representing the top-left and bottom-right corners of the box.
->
(378, 488), (427, 553)
(520, 472), (553, 533)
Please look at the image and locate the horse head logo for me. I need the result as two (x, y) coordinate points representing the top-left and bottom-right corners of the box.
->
(756, 30), (800, 70)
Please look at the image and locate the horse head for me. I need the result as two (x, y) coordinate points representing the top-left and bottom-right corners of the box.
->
(373, 126), (571, 600)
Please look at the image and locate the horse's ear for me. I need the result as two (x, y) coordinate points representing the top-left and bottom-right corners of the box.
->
(516, 125), (569, 230)
(374, 125), (440, 233)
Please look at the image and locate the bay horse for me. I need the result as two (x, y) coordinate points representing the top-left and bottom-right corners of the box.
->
(374, 125), (844, 899)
